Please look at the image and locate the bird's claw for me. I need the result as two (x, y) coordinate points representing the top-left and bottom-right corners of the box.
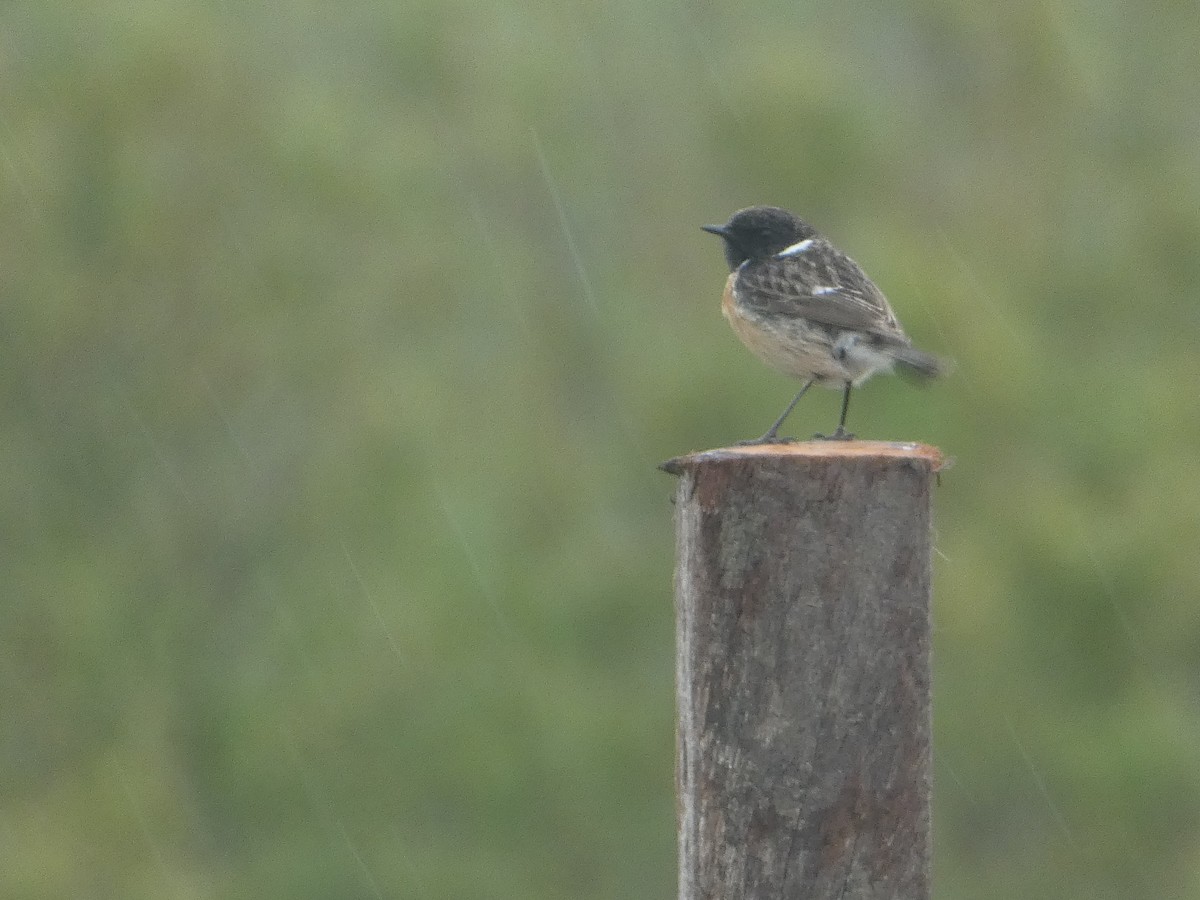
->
(736, 433), (797, 447)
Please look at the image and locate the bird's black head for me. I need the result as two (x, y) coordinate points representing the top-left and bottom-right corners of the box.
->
(701, 206), (817, 270)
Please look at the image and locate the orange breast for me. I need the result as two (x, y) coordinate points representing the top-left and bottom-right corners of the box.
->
(721, 272), (791, 369)
(720, 272), (738, 322)
(721, 272), (844, 382)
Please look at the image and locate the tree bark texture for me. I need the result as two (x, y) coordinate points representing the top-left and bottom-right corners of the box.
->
(663, 442), (944, 900)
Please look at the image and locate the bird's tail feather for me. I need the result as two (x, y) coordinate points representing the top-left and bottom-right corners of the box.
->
(894, 346), (952, 381)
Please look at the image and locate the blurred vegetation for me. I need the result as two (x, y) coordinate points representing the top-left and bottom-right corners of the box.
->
(3, 1), (1199, 897)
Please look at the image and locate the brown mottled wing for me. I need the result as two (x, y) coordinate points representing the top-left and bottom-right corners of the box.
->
(733, 240), (908, 340)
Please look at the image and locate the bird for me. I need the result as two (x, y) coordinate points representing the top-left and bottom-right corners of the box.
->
(701, 205), (947, 443)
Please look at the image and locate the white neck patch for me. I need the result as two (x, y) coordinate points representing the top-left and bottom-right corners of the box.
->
(775, 238), (814, 257)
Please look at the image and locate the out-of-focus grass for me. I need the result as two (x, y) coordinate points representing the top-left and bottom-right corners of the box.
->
(2, 1), (1199, 897)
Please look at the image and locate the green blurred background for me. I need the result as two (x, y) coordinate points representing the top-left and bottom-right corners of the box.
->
(3, 1), (1199, 897)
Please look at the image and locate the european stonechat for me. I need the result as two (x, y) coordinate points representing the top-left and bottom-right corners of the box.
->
(702, 205), (948, 443)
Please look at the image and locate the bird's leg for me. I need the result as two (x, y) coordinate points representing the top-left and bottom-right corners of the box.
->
(737, 379), (816, 445)
(815, 382), (855, 441)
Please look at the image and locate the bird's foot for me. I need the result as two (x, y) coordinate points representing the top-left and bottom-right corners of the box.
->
(736, 431), (797, 447)
(813, 428), (855, 441)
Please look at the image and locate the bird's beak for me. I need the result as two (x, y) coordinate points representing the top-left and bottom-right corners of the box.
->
(700, 224), (728, 237)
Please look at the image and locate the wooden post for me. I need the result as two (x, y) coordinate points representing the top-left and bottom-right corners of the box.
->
(661, 441), (944, 900)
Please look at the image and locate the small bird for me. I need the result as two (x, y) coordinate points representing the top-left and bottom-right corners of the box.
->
(702, 205), (947, 443)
